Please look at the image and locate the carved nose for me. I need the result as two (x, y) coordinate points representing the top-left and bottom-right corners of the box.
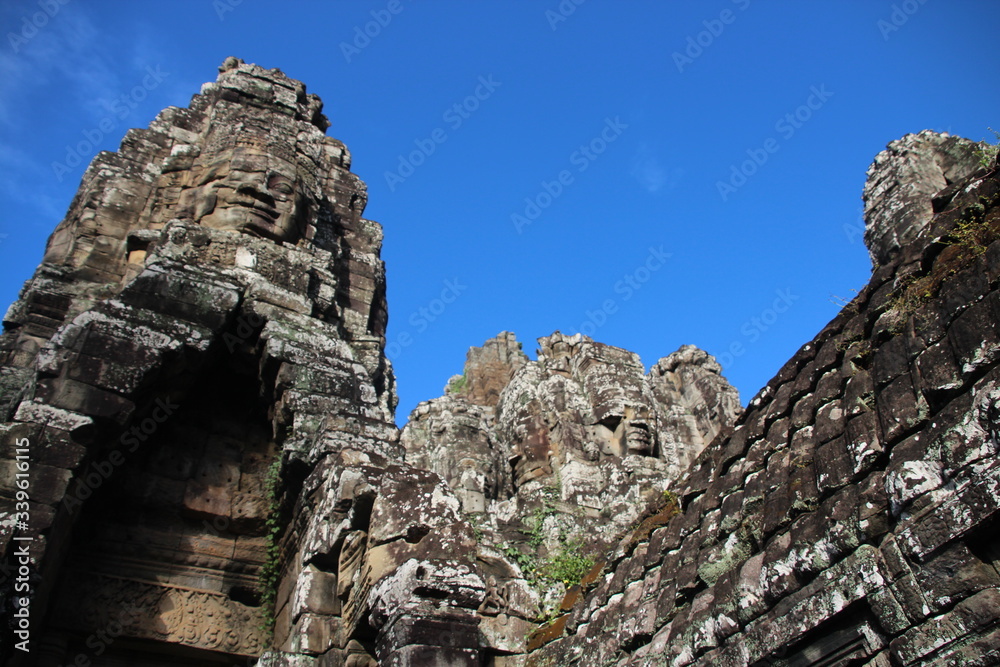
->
(236, 180), (275, 206)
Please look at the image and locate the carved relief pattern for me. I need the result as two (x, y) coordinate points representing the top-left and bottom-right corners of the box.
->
(56, 573), (266, 656)
(477, 576), (510, 616)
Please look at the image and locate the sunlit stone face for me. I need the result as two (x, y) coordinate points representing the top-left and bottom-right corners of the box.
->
(182, 147), (309, 242)
(625, 420), (653, 456)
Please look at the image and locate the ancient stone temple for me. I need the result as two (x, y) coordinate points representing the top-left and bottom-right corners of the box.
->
(402, 332), (740, 628)
(0, 57), (522, 666)
(2, 59), (1000, 666)
(526, 132), (1000, 665)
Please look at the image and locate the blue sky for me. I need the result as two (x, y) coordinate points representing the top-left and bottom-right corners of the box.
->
(2, 1), (998, 426)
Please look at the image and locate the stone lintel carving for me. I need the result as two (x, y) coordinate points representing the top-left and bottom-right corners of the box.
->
(53, 572), (267, 657)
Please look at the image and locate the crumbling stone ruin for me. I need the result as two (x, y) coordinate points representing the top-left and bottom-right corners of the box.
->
(527, 131), (1000, 666)
(1, 60), (999, 666)
(0, 57), (517, 666)
(402, 332), (739, 629)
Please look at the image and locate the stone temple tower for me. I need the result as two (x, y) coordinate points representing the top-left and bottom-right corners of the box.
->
(0, 58), (531, 666)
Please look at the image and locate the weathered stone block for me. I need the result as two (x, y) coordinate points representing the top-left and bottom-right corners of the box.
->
(873, 334), (915, 388)
(0, 459), (72, 506)
(948, 295), (1000, 375)
(889, 588), (1000, 664)
(284, 613), (342, 655)
(897, 462), (1000, 561)
(763, 417), (790, 454)
(182, 479), (233, 520)
(790, 392), (820, 430)
(815, 435), (851, 493)
(744, 545), (885, 664)
(877, 373), (926, 443)
(913, 541), (1000, 613)
(812, 398), (845, 444)
(42, 377), (136, 423)
(843, 369), (875, 418)
(857, 472), (890, 542)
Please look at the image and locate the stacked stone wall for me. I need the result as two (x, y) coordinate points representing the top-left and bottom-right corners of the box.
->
(528, 134), (1000, 666)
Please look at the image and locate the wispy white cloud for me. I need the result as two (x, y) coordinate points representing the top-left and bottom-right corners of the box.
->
(0, 4), (167, 126)
(0, 3), (170, 226)
(630, 143), (683, 194)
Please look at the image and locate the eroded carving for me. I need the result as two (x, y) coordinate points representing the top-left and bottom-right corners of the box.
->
(177, 146), (310, 243)
(55, 574), (266, 656)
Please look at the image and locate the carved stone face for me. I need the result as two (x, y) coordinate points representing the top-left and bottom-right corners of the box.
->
(181, 147), (308, 242)
(625, 420), (653, 456)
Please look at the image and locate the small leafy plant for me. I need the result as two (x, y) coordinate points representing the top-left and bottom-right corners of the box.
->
(537, 537), (594, 585)
(257, 456), (283, 638)
(446, 372), (467, 394)
(944, 197), (995, 257)
(974, 128), (1000, 170)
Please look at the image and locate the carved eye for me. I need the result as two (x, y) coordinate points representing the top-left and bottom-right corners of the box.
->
(268, 175), (294, 199)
